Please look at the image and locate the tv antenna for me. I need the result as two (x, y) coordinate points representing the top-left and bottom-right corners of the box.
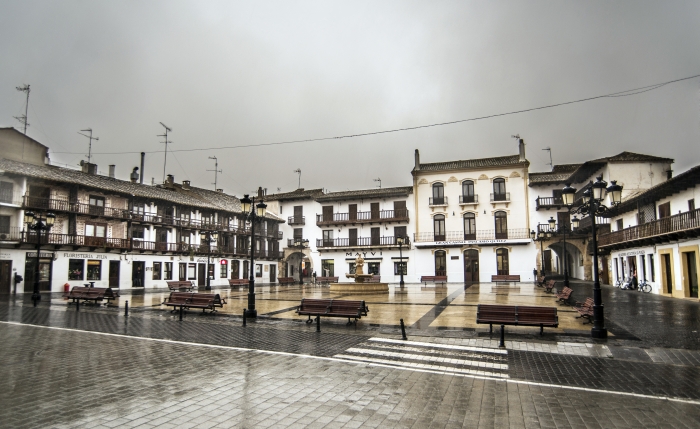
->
(158, 122), (172, 184)
(14, 84), (30, 135)
(542, 147), (553, 171)
(208, 156), (222, 190)
(374, 178), (382, 188)
(78, 128), (99, 164)
(294, 168), (301, 189)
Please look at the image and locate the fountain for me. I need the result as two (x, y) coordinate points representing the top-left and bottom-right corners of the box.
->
(329, 254), (389, 293)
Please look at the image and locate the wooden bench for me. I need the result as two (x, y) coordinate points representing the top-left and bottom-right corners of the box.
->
(536, 276), (546, 287)
(555, 287), (574, 304)
(166, 281), (194, 291)
(491, 275), (521, 284)
(543, 279), (556, 293)
(229, 278), (249, 287)
(67, 286), (120, 306)
(573, 297), (595, 323)
(278, 277), (296, 285)
(162, 292), (227, 314)
(366, 275), (381, 283)
(296, 298), (369, 325)
(476, 304), (558, 336)
(315, 276), (338, 285)
(420, 275), (447, 285)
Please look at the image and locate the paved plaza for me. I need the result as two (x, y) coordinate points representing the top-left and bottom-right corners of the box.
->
(1, 281), (700, 428)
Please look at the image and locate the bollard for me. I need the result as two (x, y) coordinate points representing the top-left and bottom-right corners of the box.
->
(124, 300), (129, 317)
(76, 299), (80, 312)
(179, 305), (183, 321)
(316, 315), (320, 332)
(400, 318), (407, 340)
(499, 324), (505, 348)
(243, 309), (246, 326)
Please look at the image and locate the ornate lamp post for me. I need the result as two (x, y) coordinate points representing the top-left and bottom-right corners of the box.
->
(291, 238), (309, 285)
(532, 230), (547, 276)
(24, 211), (55, 307)
(396, 236), (408, 287)
(200, 230), (218, 290)
(564, 177), (622, 339)
(240, 192), (267, 318)
(548, 215), (572, 286)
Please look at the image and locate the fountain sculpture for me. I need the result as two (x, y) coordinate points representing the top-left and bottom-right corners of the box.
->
(329, 254), (389, 293)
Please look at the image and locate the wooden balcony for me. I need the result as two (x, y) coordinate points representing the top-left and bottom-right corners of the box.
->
(535, 196), (564, 210)
(23, 196), (130, 220)
(413, 229), (531, 242)
(316, 209), (409, 226)
(598, 208), (700, 250)
(0, 226), (22, 241)
(316, 236), (407, 249)
(21, 232), (131, 249)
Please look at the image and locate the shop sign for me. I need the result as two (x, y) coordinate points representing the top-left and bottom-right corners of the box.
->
(617, 250), (647, 257)
(61, 252), (109, 260)
(26, 252), (54, 258)
(0, 253), (11, 259)
(415, 238), (531, 247)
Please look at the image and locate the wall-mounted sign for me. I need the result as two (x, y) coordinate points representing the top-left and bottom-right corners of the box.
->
(617, 250), (647, 257)
(414, 238), (531, 247)
(61, 252), (109, 260)
(26, 252), (54, 258)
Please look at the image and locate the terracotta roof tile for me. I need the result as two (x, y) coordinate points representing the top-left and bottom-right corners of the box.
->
(316, 186), (413, 202)
(416, 154), (525, 172)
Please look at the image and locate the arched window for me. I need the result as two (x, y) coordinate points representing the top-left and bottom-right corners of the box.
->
(493, 178), (507, 201)
(433, 214), (445, 241)
(461, 180), (475, 203)
(431, 183), (445, 205)
(435, 250), (447, 276)
(494, 211), (508, 239)
(496, 248), (509, 275)
(464, 213), (476, 240)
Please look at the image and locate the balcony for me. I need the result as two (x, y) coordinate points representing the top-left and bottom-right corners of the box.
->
(429, 197), (448, 207)
(413, 229), (531, 242)
(316, 236), (407, 249)
(575, 215), (610, 234)
(24, 196), (130, 220)
(490, 192), (510, 203)
(0, 226), (22, 241)
(459, 195), (478, 205)
(316, 209), (409, 226)
(598, 208), (700, 250)
(535, 196), (564, 210)
(21, 232), (131, 249)
(288, 216), (305, 226)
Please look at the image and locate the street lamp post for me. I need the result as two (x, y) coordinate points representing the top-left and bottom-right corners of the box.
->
(563, 177), (622, 339)
(548, 215), (572, 286)
(24, 211), (55, 307)
(240, 191), (267, 318)
(291, 238), (309, 285)
(200, 230), (218, 290)
(396, 236), (408, 287)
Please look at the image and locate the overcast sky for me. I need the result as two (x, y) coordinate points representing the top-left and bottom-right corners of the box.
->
(1, 1), (699, 196)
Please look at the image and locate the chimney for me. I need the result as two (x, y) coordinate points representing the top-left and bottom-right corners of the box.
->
(518, 139), (526, 162)
(414, 149), (420, 171)
(217, 189), (223, 193)
(130, 167), (139, 183)
(140, 152), (145, 184)
(666, 169), (673, 180)
(108, 165), (116, 178)
(182, 180), (191, 190)
(80, 160), (98, 175)
(166, 174), (174, 185)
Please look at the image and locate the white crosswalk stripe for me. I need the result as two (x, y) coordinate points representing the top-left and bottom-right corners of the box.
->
(334, 337), (509, 379)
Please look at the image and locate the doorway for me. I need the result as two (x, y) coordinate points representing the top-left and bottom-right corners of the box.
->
(197, 263), (206, 287)
(662, 253), (673, 294)
(0, 261), (11, 294)
(434, 250), (446, 276)
(684, 252), (698, 298)
(231, 260), (240, 279)
(463, 249), (479, 284)
(270, 264), (277, 283)
(24, 255), (52, 291)
(543, 249), (552, 274)
(109, 260), (120, 288)
(132, 261), (145, 287)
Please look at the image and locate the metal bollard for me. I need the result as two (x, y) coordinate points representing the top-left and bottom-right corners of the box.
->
(243, 309), (246, 326)
(124, 300), (129, 317)
(400, 318), (407, 340)
(316, 315), (320, 332)
(179, 305), (183, 321)
(76, 299), (80, 312)
(499, 324), (505, 348)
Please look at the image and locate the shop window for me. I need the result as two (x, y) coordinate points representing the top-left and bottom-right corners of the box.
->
(179, 263), (187, 281)
(69, 259), (84, 280)
(255, 264), (263, 278)
(87, 260), (101, 280)
(153, 262), (162, 280)
(394, 262), (407, 275)
(164, 262), (173, 280)
(435, 250), (446, 276)
(321, 259), (334, 277)
(367, 262), (380, 275)
(496, 248), (509, 275)
(220, 262), (228, 278)
(188, 263), (196, 280)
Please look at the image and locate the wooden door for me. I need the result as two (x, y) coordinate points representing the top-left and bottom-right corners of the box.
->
(687, 252), (698, 298)
(370, 203), (379, 220)
(371, 227), (380, 245)
(132, 262), (145, 287)
(270, 264), (276, 282)
(293, 206), (303, 223)
(109, 260), (120, 288)
(463, 250), (479, 283)
(394, 200), (407, 218)
(322, 206), (333, 222)
(349, 204), (357, 221)
(544, 249), (552, 274)
(0, 261), (11, 294)
(198, 263), (206, 286)
(349, 229), (358, 246)
(663, 254), (673, 293)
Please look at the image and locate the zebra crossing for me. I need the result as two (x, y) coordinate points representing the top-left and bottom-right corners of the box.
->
(334, 337), (509, 379)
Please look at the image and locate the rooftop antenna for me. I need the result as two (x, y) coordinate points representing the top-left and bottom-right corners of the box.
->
(294, 168), (301, 189)
(542, 147), (553, 171)
(78, 128), (99, 164)
(158, 122), (172, 184)
(374, 178), (382, 188)
(207, 156), (222, 190)
(14, 84), (30, 135)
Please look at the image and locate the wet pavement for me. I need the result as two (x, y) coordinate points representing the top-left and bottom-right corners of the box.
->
(1, 281), (700, 428)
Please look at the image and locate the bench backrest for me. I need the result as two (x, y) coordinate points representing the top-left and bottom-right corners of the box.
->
(166, 292), (194, 303)
(517, 306), (557, 320)
(477, 304), (518, 322)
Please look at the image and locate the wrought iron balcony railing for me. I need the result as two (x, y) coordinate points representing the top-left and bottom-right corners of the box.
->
(316, 209), (409, 226)
(413, 229), (530, 242)
(316, 236), (408, 248)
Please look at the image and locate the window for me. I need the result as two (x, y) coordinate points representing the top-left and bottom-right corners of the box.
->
(431, 183), (445, 205)
(322, 205), (333, 222)
(616, 219), (624, 231)
(461, 180), (475, 203)
(220, 262), (227, 278)
(255, 264), (262, 278)
(433, 214), (445, 241)
(649, 254), (655, 282)
(434, 250), (446, 276)
(179, 263), (186, 281)
(164, 262), (173, 280)
(494, 211), (507, 239)
(464, 213), (476, 240)
(208, 263), (215, 280)
(293, 228), (303, 240)
(188, 263), (196, 280)
(85, 222), (106, 237)
(690, 199), (696, 218)
(68, 259), (84, 280)
(0, 215), (10, 235)
(231, 260), (240, 279)
(279, 205), (283, 214)
(394, 261), (407, 275)
(367, 262), (380, 275)
(321, 259), (334, 277)
(349, 262), (356, 274)
(132, 226), (144, 239)
(493, 178), (507, 201)
(394, 200), (407, 218)
(153, 262), (162, 280)
(86, 260), (101, 280)
(0, 181), (13, 203)
(349, 228), (358, 246)
(371, 227), (380, 245)
(658, 202), (671, 219)
(89, 195), (105, 216)
(394, 226), (407, 243)
(370, 203), (380, 220)
(322, 230), (334, 247)
(496, 248), (509, 275)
